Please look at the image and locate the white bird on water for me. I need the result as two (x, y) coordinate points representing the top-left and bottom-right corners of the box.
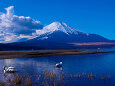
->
(56, 62), (62, 68)
(3, 66), (16, 73)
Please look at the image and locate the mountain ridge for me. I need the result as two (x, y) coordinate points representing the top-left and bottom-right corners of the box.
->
(29, 22), (109, 43)
(36, 22), (89, 36)
(0, 22), (115, 50)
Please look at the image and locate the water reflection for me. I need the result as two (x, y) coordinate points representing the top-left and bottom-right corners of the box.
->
(0, 53), (115, 86)
(4, 73), (17, 82)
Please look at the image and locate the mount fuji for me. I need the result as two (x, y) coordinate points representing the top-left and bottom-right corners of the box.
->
(1, 22), (115, 50)
(26, 22), (109, 43)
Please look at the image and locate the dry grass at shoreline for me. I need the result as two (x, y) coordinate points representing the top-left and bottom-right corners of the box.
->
(2, 71), (111, 86)
(0, 50), (115, 59)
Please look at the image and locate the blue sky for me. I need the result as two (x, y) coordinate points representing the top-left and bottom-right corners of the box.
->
(0, 0), (115, 40)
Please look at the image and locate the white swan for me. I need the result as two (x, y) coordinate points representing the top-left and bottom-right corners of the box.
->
(3, 66), (16, 73)
(56, 62), (62, 68)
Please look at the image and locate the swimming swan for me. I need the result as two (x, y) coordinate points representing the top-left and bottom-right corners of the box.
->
(3, 66), (16, 73)
(56, 62), (62, 68)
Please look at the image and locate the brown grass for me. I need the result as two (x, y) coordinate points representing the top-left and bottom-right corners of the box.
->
(71, 42), (115, 46)
(1, 72), (111, 86)
(0, 50), (114, 59)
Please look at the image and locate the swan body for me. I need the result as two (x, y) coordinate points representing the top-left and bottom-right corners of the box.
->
(3, 66), (16, 73)
(56, 62), (62, 68)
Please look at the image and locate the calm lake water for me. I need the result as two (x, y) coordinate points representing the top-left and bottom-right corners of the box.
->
(0, 52), (115, 86)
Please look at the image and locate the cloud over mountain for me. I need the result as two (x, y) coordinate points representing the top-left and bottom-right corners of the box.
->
(0, 6), (43, 43)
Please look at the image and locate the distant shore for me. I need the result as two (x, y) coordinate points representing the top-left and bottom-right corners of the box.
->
(0, 50), (115, 59)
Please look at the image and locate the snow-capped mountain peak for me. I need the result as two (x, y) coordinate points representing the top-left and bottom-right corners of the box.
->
(36, 22), (89, 36)
(16, 22), (110, 44)
(44, 22), (75, 34)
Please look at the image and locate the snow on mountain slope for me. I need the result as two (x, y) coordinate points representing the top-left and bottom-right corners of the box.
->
(26, 22), (109, 43)
(36, 22), (89, 36)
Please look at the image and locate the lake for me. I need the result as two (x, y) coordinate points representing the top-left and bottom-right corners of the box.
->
(0, 52), (115, 86)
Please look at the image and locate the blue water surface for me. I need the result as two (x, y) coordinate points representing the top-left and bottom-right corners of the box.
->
(0, 52), (115, 86)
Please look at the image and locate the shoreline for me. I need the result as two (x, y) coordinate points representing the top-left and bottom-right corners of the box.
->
(0, 50), (115, 59)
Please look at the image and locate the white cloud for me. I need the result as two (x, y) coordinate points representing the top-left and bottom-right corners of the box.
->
(0, 6), (43, 43)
